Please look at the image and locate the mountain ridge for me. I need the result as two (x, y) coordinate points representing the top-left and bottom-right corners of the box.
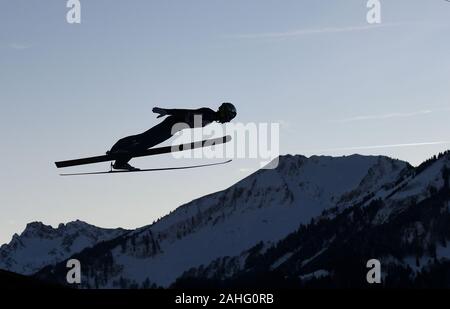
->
(34, 153), (419, 287)
(2, 151), (449, 288)
(0, 220), (129, 275)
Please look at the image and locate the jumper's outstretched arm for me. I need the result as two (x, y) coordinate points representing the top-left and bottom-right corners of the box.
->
(152, 107), (170, 118)
(152, 107), (210, 119)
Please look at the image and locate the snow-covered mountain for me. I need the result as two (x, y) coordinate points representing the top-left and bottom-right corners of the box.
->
(4, 151), (449, 288)
(0, 220), (128, 275)
(33, 153), (425, 288)
(173, 152), (450, 288)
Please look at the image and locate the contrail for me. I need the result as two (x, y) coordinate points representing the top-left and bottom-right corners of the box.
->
(316, 141), (450, 152)
(336, 107), (450, 123)
(337, 110), (433, 122)
(228, 23), (398, 39)
(8, 43), (31, 50)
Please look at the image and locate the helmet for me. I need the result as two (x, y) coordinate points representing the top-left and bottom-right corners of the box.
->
(218, 102), (237, 123)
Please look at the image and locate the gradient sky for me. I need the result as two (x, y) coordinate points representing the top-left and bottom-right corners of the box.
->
(1, 0), (450, 245)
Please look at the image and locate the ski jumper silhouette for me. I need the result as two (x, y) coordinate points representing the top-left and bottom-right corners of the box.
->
(108, 103), (237, 171)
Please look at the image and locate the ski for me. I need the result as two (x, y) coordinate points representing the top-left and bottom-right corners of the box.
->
(59, 159), (232, 176)
(55, 135), (231, 168)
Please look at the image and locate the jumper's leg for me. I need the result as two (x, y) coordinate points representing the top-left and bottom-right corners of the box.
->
(112, 155), (140, 171)
(108, 136), (142, 171)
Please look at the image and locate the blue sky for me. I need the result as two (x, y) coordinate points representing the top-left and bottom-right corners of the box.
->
(1, 0), (449, 244)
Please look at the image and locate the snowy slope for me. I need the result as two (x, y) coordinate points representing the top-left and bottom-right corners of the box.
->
(173, 153), (450, 288)
(389, 154), (449, 202)
(0, 220), (128, 275)
(110, 155), (408, 287)
(372, 152), (450, 224)
(34, 154), (410, 288)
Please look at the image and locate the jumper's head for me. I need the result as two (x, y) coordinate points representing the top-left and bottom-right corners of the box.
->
(217, 102), (237, 123)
